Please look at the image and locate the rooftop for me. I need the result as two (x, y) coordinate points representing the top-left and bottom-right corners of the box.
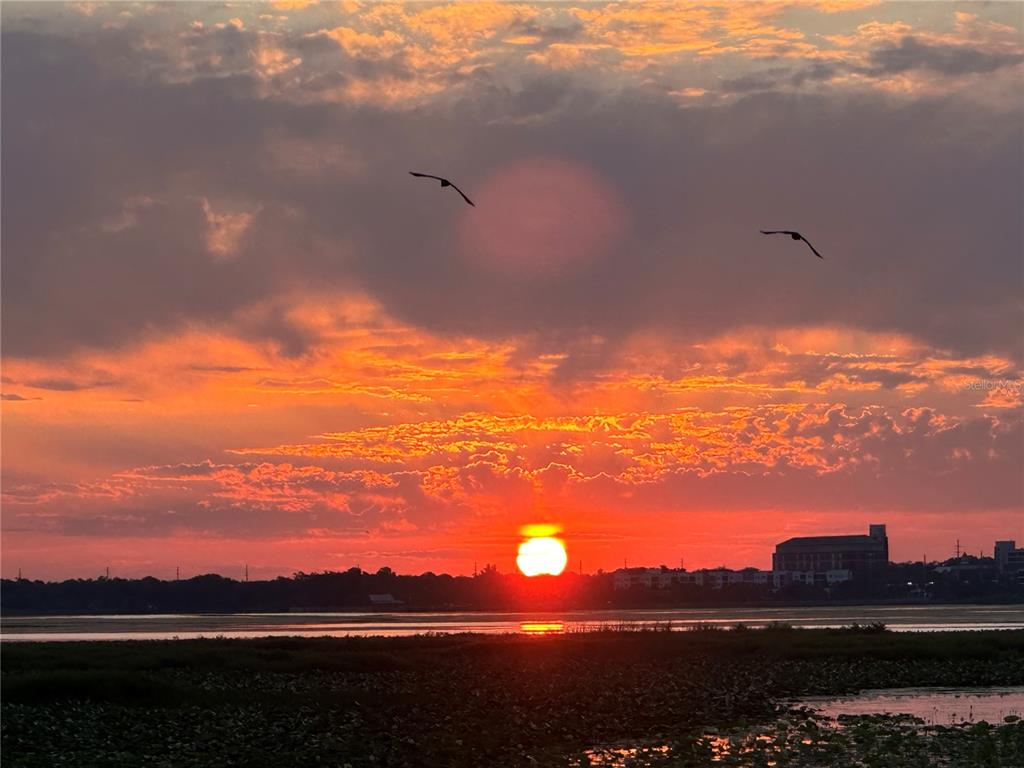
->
(776, 534), (884, 550)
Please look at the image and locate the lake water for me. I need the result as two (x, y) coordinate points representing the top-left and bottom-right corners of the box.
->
(2, 604), (1022, 641)
(798, 686), (1024, 725)
(581, 687), (1024, 766)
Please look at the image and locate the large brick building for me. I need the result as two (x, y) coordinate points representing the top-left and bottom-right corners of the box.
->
(772, 524), (889, 577)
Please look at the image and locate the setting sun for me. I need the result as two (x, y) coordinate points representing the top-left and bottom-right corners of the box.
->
(516, 537), (568, 577)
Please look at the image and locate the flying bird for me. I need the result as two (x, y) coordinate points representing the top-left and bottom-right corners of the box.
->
(760, 230), (824, 259)
(409, 171), (475, 207)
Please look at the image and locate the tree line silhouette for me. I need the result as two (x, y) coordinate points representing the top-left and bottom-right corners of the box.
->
(3, 559), (1019, 614)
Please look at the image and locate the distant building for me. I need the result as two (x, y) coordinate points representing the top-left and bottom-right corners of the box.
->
(766, 569), (853, 588)
(773, 524), (889, 577)
(611, 566), (852, 591)
(996, 541), (1020, 570)
(934, 558), (999, 584)
(613, 567), (684, 590)
(368, 593), (404, 609)
(995, 540), (1024, 582)
(1010, 553), (1024, 583)
(611, 524), (891, 593)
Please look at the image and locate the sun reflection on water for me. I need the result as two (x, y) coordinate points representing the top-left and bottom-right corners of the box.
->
(520, 622), (565, 635)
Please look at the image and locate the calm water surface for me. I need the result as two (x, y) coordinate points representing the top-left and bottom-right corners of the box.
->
(2, 604), (1021, 641)
(798, 686), (1024, 725)
(582, 687), (1024, 765)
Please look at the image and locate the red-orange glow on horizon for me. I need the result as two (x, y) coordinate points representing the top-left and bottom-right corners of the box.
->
(2, 294), (1020, 579)
(519, 523), (561, 538)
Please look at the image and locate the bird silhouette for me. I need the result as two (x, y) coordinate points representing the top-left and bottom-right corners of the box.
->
(409, 171), (475, 207)
(760, 230), (824, 259)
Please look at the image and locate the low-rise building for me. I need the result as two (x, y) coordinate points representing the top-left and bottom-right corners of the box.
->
(612, 567), (683, 590)
(611, 566), (852, 591)
(368, 593), (404, 609)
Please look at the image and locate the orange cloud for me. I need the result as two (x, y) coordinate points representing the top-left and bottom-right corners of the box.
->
(315, 26), (404, 58)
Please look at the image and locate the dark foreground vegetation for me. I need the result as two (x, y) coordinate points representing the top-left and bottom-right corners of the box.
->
(3, 627), (1023, 767)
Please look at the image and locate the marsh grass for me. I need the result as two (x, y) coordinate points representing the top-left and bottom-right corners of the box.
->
(1, 669), (189, 707)
(3, 628), (1023, 766)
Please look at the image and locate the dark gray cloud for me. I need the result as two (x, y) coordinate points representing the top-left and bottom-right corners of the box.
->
(1, 393), (42, 401)
(718, 37), (1023, 94)
(505, 15), (586, 45)
(789, 62), (841, 87)
(188, 364), (259, 373)
(720, 67), (791, 93)
(2, 23), (1021, 368)
(868, 36), (1024, 76)
(22, 376), (115, 391)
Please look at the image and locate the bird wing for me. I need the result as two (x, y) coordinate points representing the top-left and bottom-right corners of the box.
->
(409, 171), (445, 182)
(799, 236), (824, 259)
(760, 230), (789, 235)
(450, 182), (475, 207)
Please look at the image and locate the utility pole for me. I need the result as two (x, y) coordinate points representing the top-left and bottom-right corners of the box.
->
(176, 565), (180, 581)
(956, 539), (960, 558)
(17, 568), (22, 581)
(579, 559), (583, 576)
(245, 564), (249, 582)
(106, 566), (110, 579)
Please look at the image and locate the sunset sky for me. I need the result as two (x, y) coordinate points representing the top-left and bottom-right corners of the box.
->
(2, 1), (1022, 580)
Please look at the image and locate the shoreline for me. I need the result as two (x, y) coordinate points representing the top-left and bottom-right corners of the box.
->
(3, 597), (1023, 618)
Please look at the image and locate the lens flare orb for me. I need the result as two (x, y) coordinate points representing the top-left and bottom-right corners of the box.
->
(457, 157), (628, 278)
(516, 536), (568, 577)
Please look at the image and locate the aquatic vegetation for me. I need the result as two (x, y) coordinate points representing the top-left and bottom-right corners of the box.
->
(3, 629), (1023, 766)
